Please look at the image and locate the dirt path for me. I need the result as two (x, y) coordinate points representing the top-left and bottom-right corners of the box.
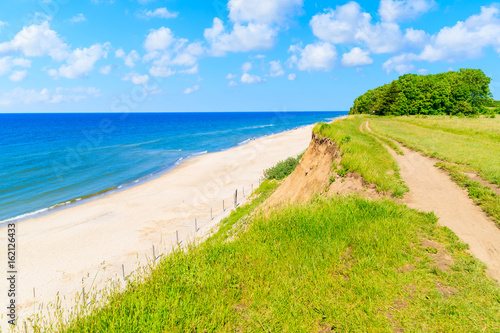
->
(365, 121), (500, 282)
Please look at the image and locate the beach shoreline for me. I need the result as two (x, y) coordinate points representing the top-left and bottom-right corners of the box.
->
(0, 123), (317, 228)
(0, 123), (316, 330)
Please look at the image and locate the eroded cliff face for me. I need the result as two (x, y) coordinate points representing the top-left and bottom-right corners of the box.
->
(264, 133), (380, 209)
(264, 134), (339, 207)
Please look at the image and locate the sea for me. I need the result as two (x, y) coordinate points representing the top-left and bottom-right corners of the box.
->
(0, 111), (347, 224)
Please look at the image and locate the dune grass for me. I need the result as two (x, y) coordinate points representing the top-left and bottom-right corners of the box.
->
(369, 117), (500, 186)
(59, 193), (500, 332)
(314, 116), (408, 197)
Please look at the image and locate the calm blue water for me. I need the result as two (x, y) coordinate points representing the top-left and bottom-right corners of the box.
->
(0, 112), (346, 223)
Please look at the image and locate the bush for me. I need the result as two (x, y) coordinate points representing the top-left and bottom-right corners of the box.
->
(264, 153), (304, 180)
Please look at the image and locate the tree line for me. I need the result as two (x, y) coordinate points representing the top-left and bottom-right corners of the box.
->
(349, 69), (499, 116)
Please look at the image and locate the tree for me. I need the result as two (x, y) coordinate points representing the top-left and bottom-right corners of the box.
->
(391, 92), (409, 115)
(348, 69), (494, 116)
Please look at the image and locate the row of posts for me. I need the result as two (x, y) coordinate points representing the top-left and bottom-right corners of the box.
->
(28, 180), (263, 331)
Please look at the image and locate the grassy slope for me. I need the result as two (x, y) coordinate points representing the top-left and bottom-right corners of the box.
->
(369, 117), (500, 185)
(314, 116), (408, 197)
(64, 194), (500, 332)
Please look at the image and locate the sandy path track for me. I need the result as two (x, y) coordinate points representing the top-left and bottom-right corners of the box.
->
(365, 121), (500, 282)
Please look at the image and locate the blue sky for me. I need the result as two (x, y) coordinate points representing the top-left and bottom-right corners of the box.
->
(0, 0), (499, 112)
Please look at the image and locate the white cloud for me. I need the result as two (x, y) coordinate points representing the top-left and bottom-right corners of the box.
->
(341, 47), (373, 67)
(68, 13), (86, 23)
(269, 60), (284, 77)
(310, 2), (423, 55)
(287, 73), (296, 80)
(356, 22), (404, 54)
(115, 48), (125, 58)
(417, 68), (428, 75)
(50, 43), (110, 79)
(310, 2), (371, 44)
(181, 65), (198, 74)
(0, 56), (31, 76)
(144, 27), (175, 52)
(123, 72), (150, 85)
(204, 18), (277, 55)
(149, 66), (175, 77)
(0, 22), (70, 61)
(228, 80), (238, 86)
(138, 7), (178, 19)
(0, 87), (100, 106)
(242, 61), (252, 73)
(100, 65), (112, 74)
(144, 33), (204, 78)
(226, 73), (237, 79)
(0, 21), (7, 31)
(183, 85), (199, 94)
(382, 53), (418, 74)
(288, 42), (337, 71)
(241, 73), (262, 83)
(228, 0), (303, 25)
(379, 0), (435, 22)
(383, 5), (500, 74)
(204, 0), (303, 55)
(419, 5), (500, 62)
(9, 70), (28, 82)
(12, 58), (31, 67)
(91, 0), (115, 4)
(116, 49), (140, 67)
(171, 42), (204, 66)
(404, 28), (428, 47)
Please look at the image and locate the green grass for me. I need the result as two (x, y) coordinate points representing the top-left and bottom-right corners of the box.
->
(59, 195), (500, 332)
(264, 152), (304, 180)
(314, 116), (408, 197)
(394, 115), (500, 142)
(436, 162), (500, 226)
(366, 124), (405, 155)
(369, 117), (500, 185)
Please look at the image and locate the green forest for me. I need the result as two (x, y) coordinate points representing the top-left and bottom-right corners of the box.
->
(349, 69), (500, 116)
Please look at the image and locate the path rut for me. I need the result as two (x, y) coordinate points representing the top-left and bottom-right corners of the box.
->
(365, 121), (500, 282)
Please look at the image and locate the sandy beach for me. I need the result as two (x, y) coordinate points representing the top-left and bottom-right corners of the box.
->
(0, 125), (313, 329)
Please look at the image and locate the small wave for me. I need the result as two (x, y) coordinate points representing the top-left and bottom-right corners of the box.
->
(241, 124), (275, 130)
(87, 139), (163, 151)
(0, 207), (51, 225)
(0, 187), (120, 225)
(174, 157), (184, 165)
(189, 124), (275, 137)
(189, 151), (208, 158)
(238, 138), (255, 146)
(0, 198), (74, 225)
